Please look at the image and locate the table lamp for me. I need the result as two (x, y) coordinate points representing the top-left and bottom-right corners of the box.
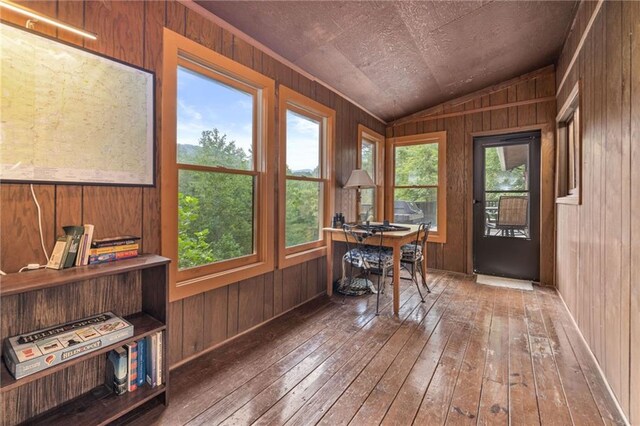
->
(344, 169), (375, 223)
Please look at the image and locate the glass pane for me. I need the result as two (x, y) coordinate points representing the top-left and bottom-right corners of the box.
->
(484, 143), (529, 191)
(393, 188), (437, 229)
(177, 66), (254, 170)
(394, 143), (438, 186)
(286, 110), (320, 177)
(359, 188), (375, 222)
(286, 179), (321, 247)
(178, 169), (254, 270)
(484, 192), (529, 239)
(361, 139), (375, 180)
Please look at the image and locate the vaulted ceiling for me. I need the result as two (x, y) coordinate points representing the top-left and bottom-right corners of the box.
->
(196, 1), (578, 122)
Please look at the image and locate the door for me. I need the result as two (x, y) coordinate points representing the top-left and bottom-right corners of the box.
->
(473, 131), (540, 281)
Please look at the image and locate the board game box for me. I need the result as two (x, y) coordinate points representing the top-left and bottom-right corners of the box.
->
(3, 312), (133, 379)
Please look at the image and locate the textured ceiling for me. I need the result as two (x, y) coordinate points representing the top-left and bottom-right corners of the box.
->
(196, 1), (578, 122)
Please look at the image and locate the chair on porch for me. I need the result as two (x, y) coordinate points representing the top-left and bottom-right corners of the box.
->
(340, 224), (394, 315)
(487, 195), (529, 237)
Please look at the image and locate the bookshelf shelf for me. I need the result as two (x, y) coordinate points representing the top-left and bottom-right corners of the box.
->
(0, 312), (165, 393)
(0, 254), (170, 425)
(28, 384), (167, 425)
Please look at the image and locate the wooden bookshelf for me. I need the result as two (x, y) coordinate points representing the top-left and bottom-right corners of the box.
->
(0, 254), (170, 426)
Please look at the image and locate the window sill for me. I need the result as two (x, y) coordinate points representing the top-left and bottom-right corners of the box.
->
(279, 245), (327, 269)
(171, 259), (274, 301)
(427, 234), (446, 244)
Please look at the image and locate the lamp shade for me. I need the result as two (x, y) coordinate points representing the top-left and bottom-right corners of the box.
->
(344, 169), (375, 188)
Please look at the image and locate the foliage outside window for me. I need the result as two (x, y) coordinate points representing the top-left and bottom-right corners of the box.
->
(357, 124), (384, 222)
(556, 81), (581, 204)
(162, 29), (275, 301)
(387, 131), (447, 243)
(278, 86), (335, 268)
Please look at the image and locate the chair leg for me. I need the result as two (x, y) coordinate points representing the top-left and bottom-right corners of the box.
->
(411, 262), (425, 303)
(418, 261), (431, 293)
(375, 267), (384, 315)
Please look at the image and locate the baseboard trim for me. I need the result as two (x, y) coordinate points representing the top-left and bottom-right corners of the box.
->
(555, 290), (630, 426)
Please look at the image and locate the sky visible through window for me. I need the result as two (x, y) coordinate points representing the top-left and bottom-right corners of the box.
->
(177, 66), (319, 172)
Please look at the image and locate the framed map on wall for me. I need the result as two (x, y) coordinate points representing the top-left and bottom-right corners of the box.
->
(0, 22), (155, 186)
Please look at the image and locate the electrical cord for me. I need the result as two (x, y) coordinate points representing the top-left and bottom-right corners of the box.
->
(30, 184), (50, 263)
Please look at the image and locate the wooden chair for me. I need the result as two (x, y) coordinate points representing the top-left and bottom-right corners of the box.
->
(340, 224), (393, 314)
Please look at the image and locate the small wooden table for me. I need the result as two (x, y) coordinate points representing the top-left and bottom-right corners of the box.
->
(324, 223), (426, 315)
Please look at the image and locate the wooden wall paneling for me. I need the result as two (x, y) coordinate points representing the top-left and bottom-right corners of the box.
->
(232, 35), (254, 69)
(166, 0), (187, 36)
(169, 299), (184, 365)
(273, 268), (283, 315)
(282, 263), (300, 311)
(603, 1), (626, 409)
(56, 0), (84, 45)
(263, 272), (274, 321)
(238, 276), (264, 332)
(0, 185), (55, 273)
(203, 286), (228, 347)
(227, 282), (239, 337)
(516, 79), (537, 126)
(81, 186), (143, 241)
(185, 7), (218, 52)
(442, 110), (465, 273)
(306, 257), (319, 300)
(182, 292), (205, 358)
(481, 95), (491, 130)
(142, 0), (164, 255)
(54, 187), (82, 237)
(629, 1), (640, 422)
(489, 89), (508, 129)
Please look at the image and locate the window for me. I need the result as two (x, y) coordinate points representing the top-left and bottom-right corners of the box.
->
(357, 124), (384, 222)
(162, 29), (275, 301)
(556, 81), (581, 204)
(386, 131), (447, 243)
(278, 86), (335, 268)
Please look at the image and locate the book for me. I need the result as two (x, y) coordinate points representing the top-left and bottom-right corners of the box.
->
(136, 338), (146, 388)
(125, 342), (138, 392)
(145, 333), (157, 388)
(156, 331), (163, 385)
(106, 347), (128, 395)
(88, 250), (139, 265)
(62, 226), (84, 268)
(91, 235), (141, 248)
(47, 236), (71, 270)
(80, 224), (95, 266)
(88, 243), (139, 256)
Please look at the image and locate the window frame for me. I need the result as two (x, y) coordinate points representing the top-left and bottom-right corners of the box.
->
(356, 124), (385, 222)
(278, 85), (335, 269)
(162, 29), (275, 301)
(386, 131), (447, 244)
(556, 80), (582, 205)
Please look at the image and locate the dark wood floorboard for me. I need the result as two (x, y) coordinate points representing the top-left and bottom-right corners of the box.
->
(133, 272), (624, 426)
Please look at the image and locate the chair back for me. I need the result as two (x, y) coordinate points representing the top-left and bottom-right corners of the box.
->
(413, 222), (431, 255)
(342, 224), (370, 265)
(497, 196), (528, 227)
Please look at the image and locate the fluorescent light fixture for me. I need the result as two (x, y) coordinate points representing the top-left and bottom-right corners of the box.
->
(0, 0), (97, 40)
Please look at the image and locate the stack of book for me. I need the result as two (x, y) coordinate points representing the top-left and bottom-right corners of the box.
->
(89, 236), (140, 265)
(105, 331), (163, 396)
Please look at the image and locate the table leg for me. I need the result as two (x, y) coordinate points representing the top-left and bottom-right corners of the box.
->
(326, 233), (333, 297)
(422, 243), (428, 283)
(393, 243), (401, 315)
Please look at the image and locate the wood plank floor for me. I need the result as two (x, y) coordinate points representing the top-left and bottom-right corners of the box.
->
(132, 271), (625, 425)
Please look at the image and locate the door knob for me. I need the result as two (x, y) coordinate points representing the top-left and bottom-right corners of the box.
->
(473, 199), (482, 205)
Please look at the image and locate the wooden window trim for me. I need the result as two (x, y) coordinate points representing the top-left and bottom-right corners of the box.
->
(278, 85), (335, 269)
(385, 131), (447, 244)
(161, 29), (275, 301)
(356, 124), (385, 222)
(556, 80), (582, 205)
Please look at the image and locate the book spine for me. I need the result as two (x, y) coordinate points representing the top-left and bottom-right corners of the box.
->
(156, 331), (163, 385)
(82, 225), (95, 266)
(115, 250), (139, 259)
(92, 239), (139, 248)
(88, 244), (139, 256)
(145, 334), (157, 388)
(136, 338), (145, 387)
(126, 342), (138, 392)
